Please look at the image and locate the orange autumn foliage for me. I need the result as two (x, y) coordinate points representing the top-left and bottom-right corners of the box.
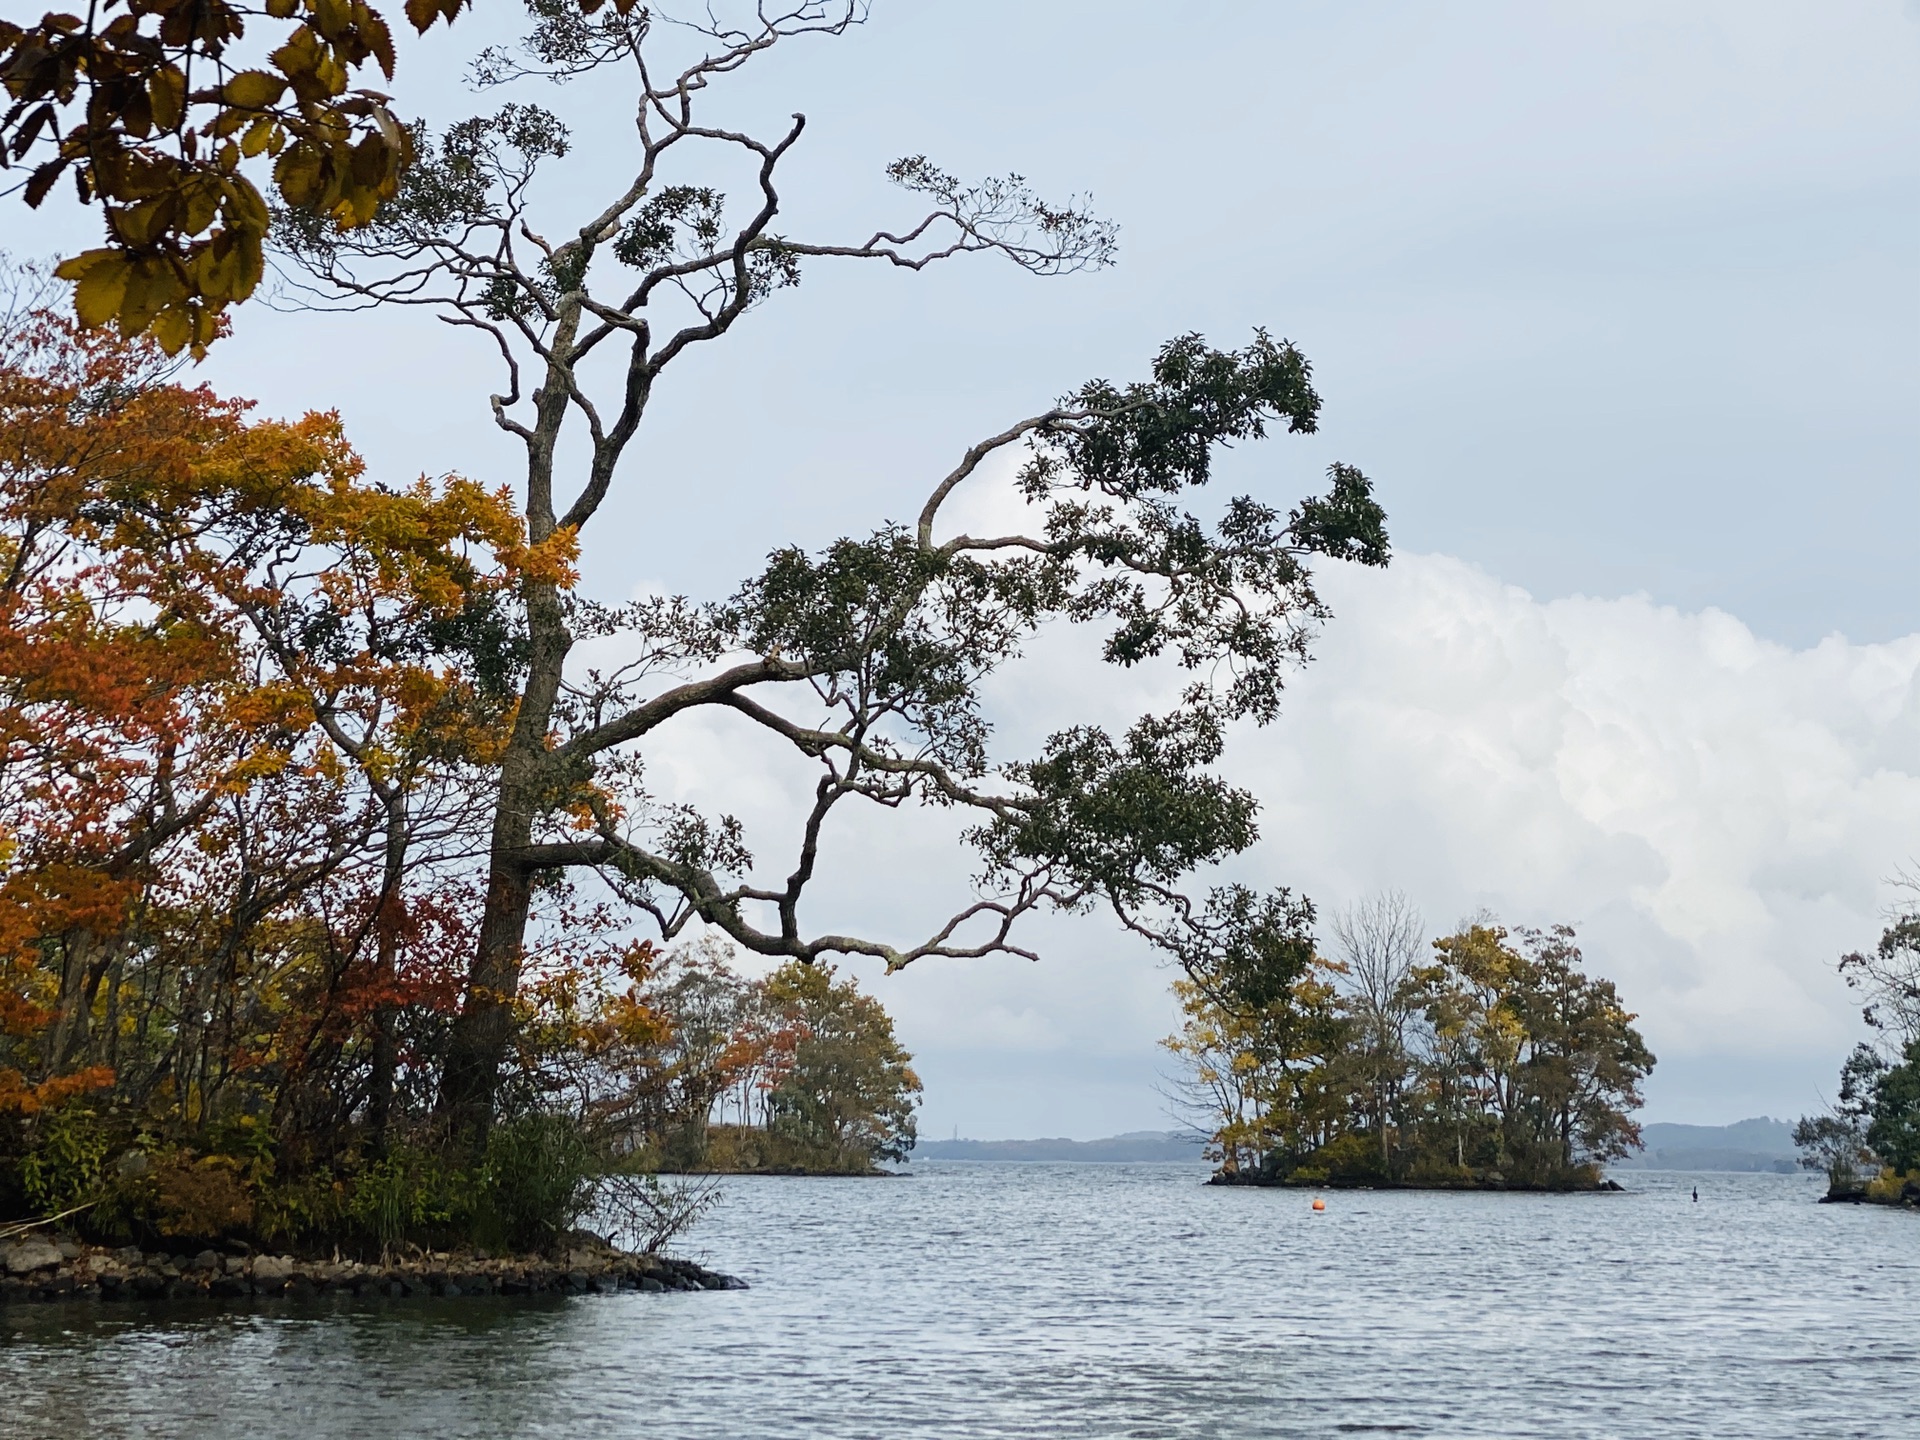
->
(0, 266), (522, 1169)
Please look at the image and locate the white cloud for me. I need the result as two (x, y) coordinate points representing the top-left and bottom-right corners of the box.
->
(1241, 554), (1920, 1062)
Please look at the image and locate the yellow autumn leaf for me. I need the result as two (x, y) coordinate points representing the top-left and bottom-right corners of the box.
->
(148, 66), (187, 131)
(148, 304), (193, 357)
(313, 0), (351, 37)
(224, 175), (271, 231)
(196, 241), (241, 301)
(222, 70), (288, 109)
(273, 145), (324, 207)
(240, 116), (277, 158)
(180, 179), (221, 239)
(60, 251), (133, 328)
(118, 258), (184, 331)
(111, 194), (175, 247)
(360, 6), (397, 78)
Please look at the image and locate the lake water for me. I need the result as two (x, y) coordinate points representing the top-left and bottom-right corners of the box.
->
(1, 1164), (1914, 1438)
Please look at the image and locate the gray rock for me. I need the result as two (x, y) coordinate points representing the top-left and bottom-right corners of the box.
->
(4, 1241), (61, 1275)
(55, 1240), (80, 1261)
(252, 1255), (295, 1283)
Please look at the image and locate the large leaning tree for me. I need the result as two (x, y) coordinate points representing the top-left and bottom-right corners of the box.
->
(271, 0), (1391, 1141)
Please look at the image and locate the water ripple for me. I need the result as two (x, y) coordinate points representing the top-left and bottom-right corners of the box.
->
(1, 1166), (1913, 1439)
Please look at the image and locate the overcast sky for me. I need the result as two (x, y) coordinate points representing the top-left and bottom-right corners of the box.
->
(18, 1), (1919, 1135)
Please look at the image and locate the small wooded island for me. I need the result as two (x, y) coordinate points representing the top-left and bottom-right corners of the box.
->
(1164, 898), (1653, 1191)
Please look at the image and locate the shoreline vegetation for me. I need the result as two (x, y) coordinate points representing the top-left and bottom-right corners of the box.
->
(1, 932), (924, 1274)
(1817, 1175), (1920, 1209)
(1790, 885), (1920, 1211)
(666, 1123), (916, 1180)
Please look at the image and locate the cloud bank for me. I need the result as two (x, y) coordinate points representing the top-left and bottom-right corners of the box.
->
(1246, 555), (1919, 1057)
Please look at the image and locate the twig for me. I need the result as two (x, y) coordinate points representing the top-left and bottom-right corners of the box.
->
(0, 1199), (97, 1243)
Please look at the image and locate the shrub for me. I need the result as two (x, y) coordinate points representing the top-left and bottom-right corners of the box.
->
(474, 1112), (598, 1252)
(255, 1171), (347, 1249)
(18, 1105), (109, 1215)
(147, 1153), (256, 1241)
(1301, 1130), (1389, 1185)
(347, 1147), (458, 1256)
(596, 1170), (721, 1255)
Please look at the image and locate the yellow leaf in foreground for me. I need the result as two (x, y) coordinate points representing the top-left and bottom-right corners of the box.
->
(148, 305), (193, 357)
(222, 71), (288, 110)
(58, 252), (133, 328)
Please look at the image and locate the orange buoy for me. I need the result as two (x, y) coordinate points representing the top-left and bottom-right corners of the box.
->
(1311, 1196), (1326, 1212)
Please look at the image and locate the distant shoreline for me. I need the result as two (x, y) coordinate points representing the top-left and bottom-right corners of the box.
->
(911, 1131), (1209, 1164)
(1206, 1172), (1626, 1193)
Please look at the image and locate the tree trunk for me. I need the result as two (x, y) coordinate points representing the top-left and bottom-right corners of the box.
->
(365, 908), (402, 1155)
(44, 931), (97, 1075)
(435, 793), (537, 1143)
(435, 576), (572, 1145)
(365, 794), (409, 1155)
(436, 291), (604, 1146)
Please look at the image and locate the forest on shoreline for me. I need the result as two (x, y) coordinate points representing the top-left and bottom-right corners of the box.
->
(0, 0), (1396, 1261)
(3, 0), (1394, 1260)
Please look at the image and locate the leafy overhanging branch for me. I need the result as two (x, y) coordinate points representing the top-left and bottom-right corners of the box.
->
(496, 328), (1387, 980)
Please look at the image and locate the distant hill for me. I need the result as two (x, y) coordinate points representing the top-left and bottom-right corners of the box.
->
(1613, 1117), (1800, 1173)
(912, 1130), (1209, 1163)
(913, 1119), (1804, 1171)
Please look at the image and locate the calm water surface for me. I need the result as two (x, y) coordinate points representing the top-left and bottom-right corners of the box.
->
(1, 1165), (1914, 1439)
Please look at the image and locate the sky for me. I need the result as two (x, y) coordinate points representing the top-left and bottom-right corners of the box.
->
(14, 1), (1919, 1135)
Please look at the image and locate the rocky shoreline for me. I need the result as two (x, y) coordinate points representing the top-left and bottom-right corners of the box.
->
(0, 1234), (745, 1306)
(1820, 1176), (1920, 1208)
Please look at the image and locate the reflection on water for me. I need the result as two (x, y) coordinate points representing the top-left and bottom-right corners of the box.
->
(2, 1165), (1914, 1439)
